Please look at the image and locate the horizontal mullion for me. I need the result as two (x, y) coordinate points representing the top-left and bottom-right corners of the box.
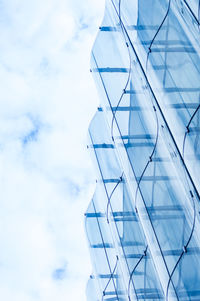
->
(125, 142), (155, 148)
(112, 211), (136, 217)
(92, 143), (115, 149)
(103, 178), (123, 183)
(126, 247), (200, 260)
(99, 25), (167, 31)
(127, 25), (167, 31)
(151, 47), (195, 53)
(114, 217), (137, 222)
(124, 253), (150, 259)
(150, 214), (184, 220)
(125, 89), (143, 94)
(136, 288), (163, 300)
(122, 134), (154, 140)
(188, 127), (200, 133)
(85, 212), (105, 218)
(98, 274), (119, 279)
(136, 175), (175, 181)
(162, 247), (200, 256)
(91, 243), (113, 248)
(112, 106), (143, 111)
(92, 67), (130, 73)
(164, 87), (200, 93)
(167, 102), (199, 109)
(142, 40), (192, 46)
(147, 205), (183, 212)
(99, 26), (119, 31)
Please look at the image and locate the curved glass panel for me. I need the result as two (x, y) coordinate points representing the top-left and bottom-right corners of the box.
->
(86, 0), (200, 300)
(85, 188), (125, 300)
(87, 110), (164, 300)
(117, 0), (200, 196)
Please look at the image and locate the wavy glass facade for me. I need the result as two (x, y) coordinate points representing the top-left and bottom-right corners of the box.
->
(85, 1), (200, 300)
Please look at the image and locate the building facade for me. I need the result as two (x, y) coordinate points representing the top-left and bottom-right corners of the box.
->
(85, 1), (200, 300)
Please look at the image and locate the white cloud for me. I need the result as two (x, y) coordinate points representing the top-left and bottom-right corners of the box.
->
(0, 0), (105, 300)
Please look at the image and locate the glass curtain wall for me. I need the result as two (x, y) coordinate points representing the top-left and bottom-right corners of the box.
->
(86, 0), (200, 300)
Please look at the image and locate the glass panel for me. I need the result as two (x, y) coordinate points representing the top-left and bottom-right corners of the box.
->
(87, 110), (164, 300)
(86, 0), (200, 300)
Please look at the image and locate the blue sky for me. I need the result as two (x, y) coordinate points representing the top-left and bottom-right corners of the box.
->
(0, 0), (104, 300)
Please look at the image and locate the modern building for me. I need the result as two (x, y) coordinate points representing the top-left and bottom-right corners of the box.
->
(85, 1), (200, 300)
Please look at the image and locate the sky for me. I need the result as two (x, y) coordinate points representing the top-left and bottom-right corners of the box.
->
(0, 0), (104, 300)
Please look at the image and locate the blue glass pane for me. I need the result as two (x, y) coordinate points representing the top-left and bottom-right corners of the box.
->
(86, 0), (200, 300)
